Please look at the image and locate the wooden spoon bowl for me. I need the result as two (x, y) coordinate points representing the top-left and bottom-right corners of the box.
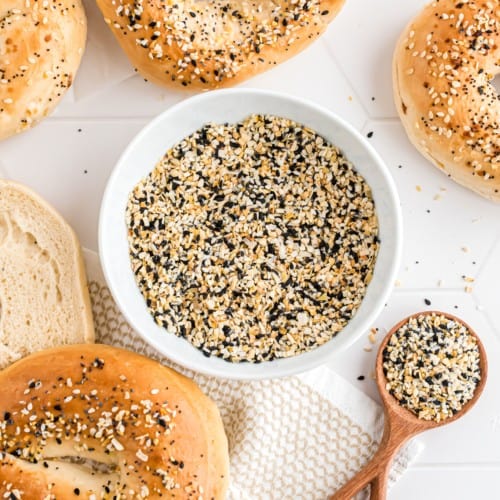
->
(330, 310), (488, 500)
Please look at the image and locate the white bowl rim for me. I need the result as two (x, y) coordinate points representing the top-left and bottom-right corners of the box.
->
(99, 88), (403, 380)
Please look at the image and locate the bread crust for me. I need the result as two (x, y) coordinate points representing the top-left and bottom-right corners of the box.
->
(95, 0), (345, 89)
(0, 344), (229, 499)
(0, 180), (95, 368)
(0, 0), (87, 141)
(393, 0), (499, 201)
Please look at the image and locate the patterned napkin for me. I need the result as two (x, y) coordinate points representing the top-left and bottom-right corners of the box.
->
(85, 250), (421, 499)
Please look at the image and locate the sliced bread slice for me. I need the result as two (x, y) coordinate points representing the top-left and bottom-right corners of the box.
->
(0, 180), (94, 369)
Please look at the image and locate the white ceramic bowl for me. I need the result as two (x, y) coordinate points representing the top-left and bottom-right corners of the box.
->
(99, 89), (402, 380)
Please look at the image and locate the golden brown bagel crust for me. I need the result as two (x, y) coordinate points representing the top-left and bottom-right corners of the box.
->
(0, 0), (87, 141)
(393, 0), (500, 201)
(0, 344), (229, 499)
(95, 0), (345, 89)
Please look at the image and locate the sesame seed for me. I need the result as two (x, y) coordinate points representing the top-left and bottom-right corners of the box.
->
(383, 313), (481, 422)
(111, 438), (124, 451)
(107, 0), (330, 88)
(397, 1), (499, 191)
(126, 114), (379, 363)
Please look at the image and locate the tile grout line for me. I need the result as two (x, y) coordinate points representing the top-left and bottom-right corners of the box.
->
(410, 462), (500, 470)
(473, 228), (500, 285)
(320, 39), (373, 120)
(320, 40), (401, 124)
(392, 287), (478, 294)
(46, 116), (153, 122)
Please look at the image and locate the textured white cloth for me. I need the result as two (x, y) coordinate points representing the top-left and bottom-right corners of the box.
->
(85, 250), (421, 499)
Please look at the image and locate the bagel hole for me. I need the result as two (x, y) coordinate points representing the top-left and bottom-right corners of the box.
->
(492, 74), (500, 94)
(45, 456), (118, 474)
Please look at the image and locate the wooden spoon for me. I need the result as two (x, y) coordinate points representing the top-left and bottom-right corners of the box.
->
(330, 310), (488, 500)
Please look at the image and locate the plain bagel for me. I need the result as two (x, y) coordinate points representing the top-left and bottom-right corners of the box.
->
(393, 0), (500, 201)
(95, 0), (345, 89)
(0, 344), (229, 499)
(0, 0), (87, 141)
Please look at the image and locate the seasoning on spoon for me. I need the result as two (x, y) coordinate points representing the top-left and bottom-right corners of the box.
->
(382, 312), (481, 422)
(330, 311), (487, 499)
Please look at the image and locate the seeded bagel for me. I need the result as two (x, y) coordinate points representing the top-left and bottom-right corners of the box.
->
(95, 0), (345, 89)
(0, 344), (229, 499)
(0, 0), (87, 141)
(393, 0), (500, 201)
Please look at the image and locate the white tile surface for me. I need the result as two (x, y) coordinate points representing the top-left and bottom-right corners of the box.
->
(0, 120), (146, 250)
(324, 0), (429, 118)
(0, 0), (498, 497)
(363, 122), (500, 289)
(391, 468), (498, 499)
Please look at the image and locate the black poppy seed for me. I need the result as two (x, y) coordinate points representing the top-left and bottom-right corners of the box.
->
(127, 114), (379, 363)
(382, 313), (481, 422)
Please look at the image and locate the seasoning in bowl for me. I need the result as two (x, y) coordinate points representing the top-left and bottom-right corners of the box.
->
(126, 114), (379, 363)
(382, 313), (481, 422)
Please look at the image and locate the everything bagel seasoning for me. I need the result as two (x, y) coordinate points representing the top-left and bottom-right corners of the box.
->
(126, 114), (379, 362)
(383, 313), (481, 422)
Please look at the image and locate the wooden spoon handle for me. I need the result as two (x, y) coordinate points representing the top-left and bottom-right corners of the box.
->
(368, 459), (392, 500)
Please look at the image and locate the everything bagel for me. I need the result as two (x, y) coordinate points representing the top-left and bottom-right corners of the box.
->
(393, 0), (500, 201)
(0, 345), (229, 499)
(0, 0), (87, 141)
(96, 0), (345, 89)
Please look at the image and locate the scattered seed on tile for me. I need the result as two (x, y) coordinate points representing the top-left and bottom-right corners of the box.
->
(383, 313), (481, 422)
(126, 114), (379, 363)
